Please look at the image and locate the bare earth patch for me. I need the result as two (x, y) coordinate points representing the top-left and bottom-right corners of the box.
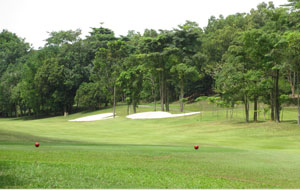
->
(126, 111), (200, 119)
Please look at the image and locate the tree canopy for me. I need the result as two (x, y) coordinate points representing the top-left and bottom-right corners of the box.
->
(1, 2), (300, 124)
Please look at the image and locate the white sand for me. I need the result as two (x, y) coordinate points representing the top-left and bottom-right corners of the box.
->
(69, 113), (114, 122)
(69, 111), (200, 121)
(126, 111), (200, 119)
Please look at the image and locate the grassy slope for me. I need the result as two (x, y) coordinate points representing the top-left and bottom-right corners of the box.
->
(1, 103), (300, 188)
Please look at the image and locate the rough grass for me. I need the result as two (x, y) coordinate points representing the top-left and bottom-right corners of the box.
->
(1, 103), (300, 188)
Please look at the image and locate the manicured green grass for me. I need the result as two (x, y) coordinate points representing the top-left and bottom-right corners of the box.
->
(1, 103), (300, 188)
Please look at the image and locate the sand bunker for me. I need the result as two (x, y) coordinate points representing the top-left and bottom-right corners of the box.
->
(69, 111), (200, 121)
(69, 113), (114, 122)
(126, 111), (200, 119)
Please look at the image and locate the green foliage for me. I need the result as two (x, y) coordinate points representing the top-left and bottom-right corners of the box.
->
(0, 2), (299, 122)
(207, 97), (220, 104)
(195, 96), (208, 102)
(46, 29), (81, 46)
(180, 97), (188, 103)
(93, 39), (129, 104)
(0, 30), (30, 77)
(75, 82), (105, 109)
(117, 54), (144, 109)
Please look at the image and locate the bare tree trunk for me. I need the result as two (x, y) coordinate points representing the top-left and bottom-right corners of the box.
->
(254, 96), (258, 122)
(165, 83), (170, 112)
(20, 105), (23, 117)
(133, 101), (137, 113)
(113, 84), (116, 118)
(226, 109), (228, 120)
(150, 75), (157, 111)
(76, 98), (79, 112)
(180, 79), (184, 112)
(231, 108), (233, 119)
(275, 69), (280, 123)
(15, 105), (18, 117)
(271, 90), (275, 121)
(287, 71), (296, 98)
(127, 104), (130, 115)
(154, 97), (156, 112)
(64, 105), (68, 117)
(297, 72), (300, 126)
(298, 93), (300, 126)
(244, 95), (249, 123)
(152, 84), (156, 111)
(262, 103), (266, 121)
(159, 72), (164, 111)
(292, 71), (296, 98)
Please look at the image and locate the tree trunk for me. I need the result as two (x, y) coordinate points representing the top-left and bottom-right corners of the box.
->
(152, 84), (156, 111)
(180, 79), (184, 112)
(253, 96), (258, 122)
(113, 84), (116, 118)
(160, 72), (164, 111)
(165, 84), (170, 112)
(64, 106), (68, 117)
(288, 71), (296, 98)
(127, 104), (130, 115)
(133, 102), (137, 113)
(275, 69), (280, 123)
(298, 93), (300, 126)
(226, 109), (228, 120)
(271, 91), (275, 121)
(297, 72), (300, 126)
(262, 103), (266, 121)
(244, 95), (249, 123)
(151, 75), (157, 111)
(15, 105), (18, 117)
(230, 103), (234, 120)
(20, 105), (23, 117)
(154, 97), (156, 112)
(76, 100), (79, 112)
(294, 71), (296, 97)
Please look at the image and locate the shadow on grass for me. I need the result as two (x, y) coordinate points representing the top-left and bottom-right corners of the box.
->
(280, 120), (298, 125)
(233, 120), (269, 125)
(0, 161), (25, 188)
(0, 129), (246, 154)
(0, 129), (85, 145)
(9, 105), (124, 121)
(11, 114), (61, 121)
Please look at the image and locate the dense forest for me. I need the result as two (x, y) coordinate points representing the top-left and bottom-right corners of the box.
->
(0, 0), (300, 123)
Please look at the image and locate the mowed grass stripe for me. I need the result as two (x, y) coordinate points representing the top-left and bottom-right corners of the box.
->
(1, 103), (300, 188)
(0, 144), (296, 189)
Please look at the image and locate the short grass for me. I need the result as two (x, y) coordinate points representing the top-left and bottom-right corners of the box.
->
(1, 102), (300, 188)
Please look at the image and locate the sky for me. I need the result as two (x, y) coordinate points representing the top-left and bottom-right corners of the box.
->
(0, 0), (288, 49)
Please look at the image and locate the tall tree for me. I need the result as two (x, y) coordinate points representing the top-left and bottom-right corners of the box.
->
(0, 30), (30, 116)
(171, 21), (203, 112)
(93, 39), (128, 117)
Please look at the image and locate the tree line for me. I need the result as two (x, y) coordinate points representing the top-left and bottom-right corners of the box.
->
(0, 0), (299, 123)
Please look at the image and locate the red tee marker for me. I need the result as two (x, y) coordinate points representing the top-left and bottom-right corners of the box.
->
(194, 145), (199, 150)
(35, 142), (40, 147)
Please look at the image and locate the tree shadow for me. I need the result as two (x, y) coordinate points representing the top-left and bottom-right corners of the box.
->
(280, 120), (298, 125)
(229, 120), (268, 125)
(0, 129), (86, 145)
(11, 114), (62, 121)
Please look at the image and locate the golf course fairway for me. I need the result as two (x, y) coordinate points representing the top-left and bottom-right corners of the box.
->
(1, 104), (300, 188)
